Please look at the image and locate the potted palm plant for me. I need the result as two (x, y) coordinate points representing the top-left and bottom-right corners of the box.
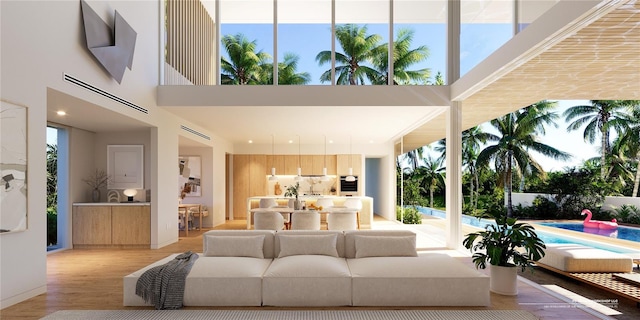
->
(462, 211), (546, 295)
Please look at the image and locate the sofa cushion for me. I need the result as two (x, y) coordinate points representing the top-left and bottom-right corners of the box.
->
(183, 257), (273, 306)
(354, 235), (417, 258)
(275, 230), (345, 258)
(262, 255), (352, 306)
(203, 230), (276, 259)
(347, 253), (490, 306)
(277, 234), (338, 258)
(343, 230), (417, 259)
(204, 235), (265, 258)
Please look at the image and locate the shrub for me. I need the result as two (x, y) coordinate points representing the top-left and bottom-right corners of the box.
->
(397, 206), (422, 224)
(612, 205), (640, 225)
(47, 209), (57, 246)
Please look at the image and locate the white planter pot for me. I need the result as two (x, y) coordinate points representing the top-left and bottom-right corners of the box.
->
(489, 265), (518, 295)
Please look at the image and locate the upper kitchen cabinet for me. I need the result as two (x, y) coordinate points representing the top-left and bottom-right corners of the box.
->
(284, 155), (299, 175)
(337, 154), (362, 176)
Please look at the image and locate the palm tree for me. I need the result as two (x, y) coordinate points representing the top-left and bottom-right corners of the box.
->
(617, 105), (640, 196)
(316, 24), (381, 85)
(369, 28), (431, 85)
(412, 155), (445, 208)
(607, 136), (635, 191)
(431, 126), (492, 210)
(430, 71), (445, 85)
(478, 102), (571, 217)
(263, 53), (311, 85)
(220, 33), (271, 85)
(564, 100), (636, 178)
(402, 146), (426, 172)
(462, 126), (494, 210)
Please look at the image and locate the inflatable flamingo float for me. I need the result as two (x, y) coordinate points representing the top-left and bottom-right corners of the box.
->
(581, 209), (618, 229)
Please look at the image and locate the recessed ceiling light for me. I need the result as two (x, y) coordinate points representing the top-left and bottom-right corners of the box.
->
(248, 140), (253, 144)
(369, 140), (374, 144)
(288, 140), (293, 144)
(329, 140), (334, 144)
(56, 110), (66, 116)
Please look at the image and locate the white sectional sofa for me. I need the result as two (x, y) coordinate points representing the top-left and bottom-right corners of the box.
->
(124, 229), (490, 307)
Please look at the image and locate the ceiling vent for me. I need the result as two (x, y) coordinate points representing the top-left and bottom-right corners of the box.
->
(63, 73), (148, 114)
(181, 125), (211, 141)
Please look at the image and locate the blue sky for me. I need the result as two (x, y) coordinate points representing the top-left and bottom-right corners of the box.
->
(221, 22), (512, 84)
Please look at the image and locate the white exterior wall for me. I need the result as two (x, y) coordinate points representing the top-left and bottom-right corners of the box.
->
(0, 0), (231, 307)
(510, 193), (640, 213)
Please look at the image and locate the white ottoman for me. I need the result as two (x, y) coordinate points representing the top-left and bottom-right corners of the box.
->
(539, 244), (633, 273)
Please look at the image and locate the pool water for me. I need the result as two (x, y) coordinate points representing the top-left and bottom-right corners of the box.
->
(538, 222), (640, 243)
(416, 206), (640, 254)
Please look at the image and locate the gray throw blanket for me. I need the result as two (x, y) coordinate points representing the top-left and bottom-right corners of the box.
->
(135, 251), (199, 310)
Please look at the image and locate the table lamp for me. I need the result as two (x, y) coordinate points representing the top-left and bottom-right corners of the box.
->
(123, 189), (137, 202)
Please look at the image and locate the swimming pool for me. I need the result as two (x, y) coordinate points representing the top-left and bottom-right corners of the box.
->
(538, 222), (640, 243)
(416, 206), (640, 255)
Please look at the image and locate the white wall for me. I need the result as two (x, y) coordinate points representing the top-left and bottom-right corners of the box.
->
(602, 196), (640, 212)
(510, 193), (640, 213)
(0, 0), (232, 307)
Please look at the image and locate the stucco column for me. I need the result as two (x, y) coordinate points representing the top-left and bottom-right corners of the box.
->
(446, 102), (463, 250)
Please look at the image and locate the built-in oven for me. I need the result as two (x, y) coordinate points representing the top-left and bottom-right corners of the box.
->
(339, 175), (358, 196)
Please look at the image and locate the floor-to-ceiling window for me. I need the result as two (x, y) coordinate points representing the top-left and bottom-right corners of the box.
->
(46, 126), (59, 250)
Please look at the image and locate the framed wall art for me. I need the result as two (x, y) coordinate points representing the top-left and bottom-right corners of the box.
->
(1, 100), (28, 233)
(179, 155), (201, 197)
(107, 145), (144, 189)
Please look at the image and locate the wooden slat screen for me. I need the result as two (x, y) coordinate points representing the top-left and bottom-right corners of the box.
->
(165, 0), (216, 85)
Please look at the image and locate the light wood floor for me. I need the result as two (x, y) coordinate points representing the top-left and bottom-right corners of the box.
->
(0, 217), (630, 320)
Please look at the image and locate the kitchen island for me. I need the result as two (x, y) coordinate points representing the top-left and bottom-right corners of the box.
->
(246, 196), (373, 230)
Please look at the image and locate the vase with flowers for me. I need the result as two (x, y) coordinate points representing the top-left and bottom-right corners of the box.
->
(284, 182), (301, 210)
(82, 169), (111, 202)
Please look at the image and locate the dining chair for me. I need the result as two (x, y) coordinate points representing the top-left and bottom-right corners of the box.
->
(343, 198), (362, 229)
(259, 198), (278, 208)
(327, 210), (358, 230)
(315, 198), (334, 210)
(290, 210), (321, 230)
(254, 210), (285, 230)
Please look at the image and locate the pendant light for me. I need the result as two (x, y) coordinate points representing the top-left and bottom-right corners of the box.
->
(346, 135), (356, 182)
(294, 135), (302, 181)
(321, 135), (330, 181)
(268, 134), (278, 181)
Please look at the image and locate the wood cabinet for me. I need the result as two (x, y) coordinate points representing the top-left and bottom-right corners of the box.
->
(284, 155), (299, 175)
(337, 154), (362, 175)
(111, 206), (151, 245)
(72, 206), (111, 245)
(73, 204), (150, 248)
(233, 155), (250, 219)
